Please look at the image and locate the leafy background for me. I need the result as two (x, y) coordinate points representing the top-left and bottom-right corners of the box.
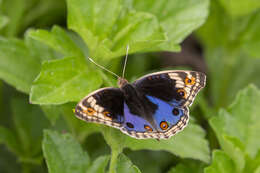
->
(0, 0), (260, 173)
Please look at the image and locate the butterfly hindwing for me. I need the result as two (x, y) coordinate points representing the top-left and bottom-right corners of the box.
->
(120, 95), (189, 139)
(145, 95), (188, 132)
(75, 87), (125, 129)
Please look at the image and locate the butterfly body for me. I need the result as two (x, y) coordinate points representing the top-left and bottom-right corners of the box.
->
(75, 70), (206, 139)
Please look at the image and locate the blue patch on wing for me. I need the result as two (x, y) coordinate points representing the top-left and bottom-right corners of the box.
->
(123, 103), (154, 132)
(146, 95), (184, 132)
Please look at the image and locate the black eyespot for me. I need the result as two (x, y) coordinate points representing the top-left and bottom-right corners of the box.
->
(188, 79), (192, 83)
(126, 122), (134, 128)
(179, 91), (184, 96)
(177, 89), (186, 98)
(160, 121), (168, 130)
(103, 111), (112, 118)
(172, 108), (179, 116)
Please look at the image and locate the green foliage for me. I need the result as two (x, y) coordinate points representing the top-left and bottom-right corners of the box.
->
(0, 96), (49, 170)
(0, 0), (66, 37)
(1, 0), (260, 173)
(116, 154), (141, 173)
(0, 15), (8, 29)
(66, 0), (209, 59)
(210, 85), (260, 158)
(42, 130), (140, 173)
(0, 35), (58, 93)
(87, 155), (110, 173)
(204, 150), (236, 173)
(168, 160), (205, 173)
(0, 126), (20, 155)
(209, 85), (260, 173)
(42, 130), (90, 173)
(28, 26), (84, 57)
(116, 124), (210, 162)
(30, 56), (103, 104)
(132, 0), (209, 44)
(197, 0), (260, 109)
(218, 0), (260, 17)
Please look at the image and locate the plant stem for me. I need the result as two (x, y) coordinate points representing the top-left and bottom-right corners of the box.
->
(109, 149), (119, 173)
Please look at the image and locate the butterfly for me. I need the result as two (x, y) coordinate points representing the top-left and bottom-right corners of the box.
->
(74, 69), (206, 140)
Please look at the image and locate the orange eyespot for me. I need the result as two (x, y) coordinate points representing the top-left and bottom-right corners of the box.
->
(177, 89), (187, 99)
(185, 76), (195, 85)
(144, 125), (153, 132)
(160, 121), (169, 130)
(83, 107), (95, 116)
(103, 111), (112, 119)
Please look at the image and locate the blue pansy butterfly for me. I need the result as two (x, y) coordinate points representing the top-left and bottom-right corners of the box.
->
(74, 48), (206, 140)
(75, 70), (206, 140)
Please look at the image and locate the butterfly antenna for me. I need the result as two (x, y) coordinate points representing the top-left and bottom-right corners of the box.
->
(88, 57), (120, 78)
(122, 45), (129, 79)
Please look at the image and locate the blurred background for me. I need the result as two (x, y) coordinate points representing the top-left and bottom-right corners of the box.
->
(1, 0), (260, 173)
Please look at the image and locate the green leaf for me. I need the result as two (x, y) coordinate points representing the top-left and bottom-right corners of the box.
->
(61, 103), (101, 141)
(241, 12), (260, 58)
(133, 0), (209, 44)
(102, 122), (210, 163)
(218, 0), (260, 17)
(41, 105), (63, 125)
(0, 35), (58, 93)
(28, 26), (84, 57)
(42, 130), (90, 173)
(204, 150), (236, 173)
(0, 37), (41, 93)
(210, 85), (260, 158)
(67, 0), (181, 59)
(0, 147), (21, 173)
(196, 1), (230, 49)
(221, 136), (246, 172)
(11, 97), (49, 158)
(30, 56), (103, 104)
(168, 160), (205, 173)
(0, 126), (20, 155)
(116, 154), (141, 173)
(245, 150), (260, 173)
(124, 123), (210, 163)
(86, 155), (110, 173)
(0, 0), (66, 37)
(197, 1), (260, 59)
(0, 0), (26, 37)
(198, 47), (260, 109)
(0, 15), (8, 29)
(255, 167), (260, 173)
(101, 122), (209, 173)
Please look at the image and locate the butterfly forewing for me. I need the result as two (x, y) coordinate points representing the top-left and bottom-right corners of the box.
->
(75, 87), (125, 129)
(134, 70), (206, 107)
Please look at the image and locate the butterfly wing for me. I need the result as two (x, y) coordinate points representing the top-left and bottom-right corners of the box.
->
(123, 70), (206, 139)
(74, 70), (206, 140)
(74, 86), (160, 139)
(75, 87), (125, 129)
(120, 97), (190, 139)
(133, 70), (206, 107)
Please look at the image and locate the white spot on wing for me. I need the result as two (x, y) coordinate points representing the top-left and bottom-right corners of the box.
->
(176, 84), (184, 88)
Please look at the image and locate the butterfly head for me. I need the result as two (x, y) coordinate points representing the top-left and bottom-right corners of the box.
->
(117, 77), (128, 88)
